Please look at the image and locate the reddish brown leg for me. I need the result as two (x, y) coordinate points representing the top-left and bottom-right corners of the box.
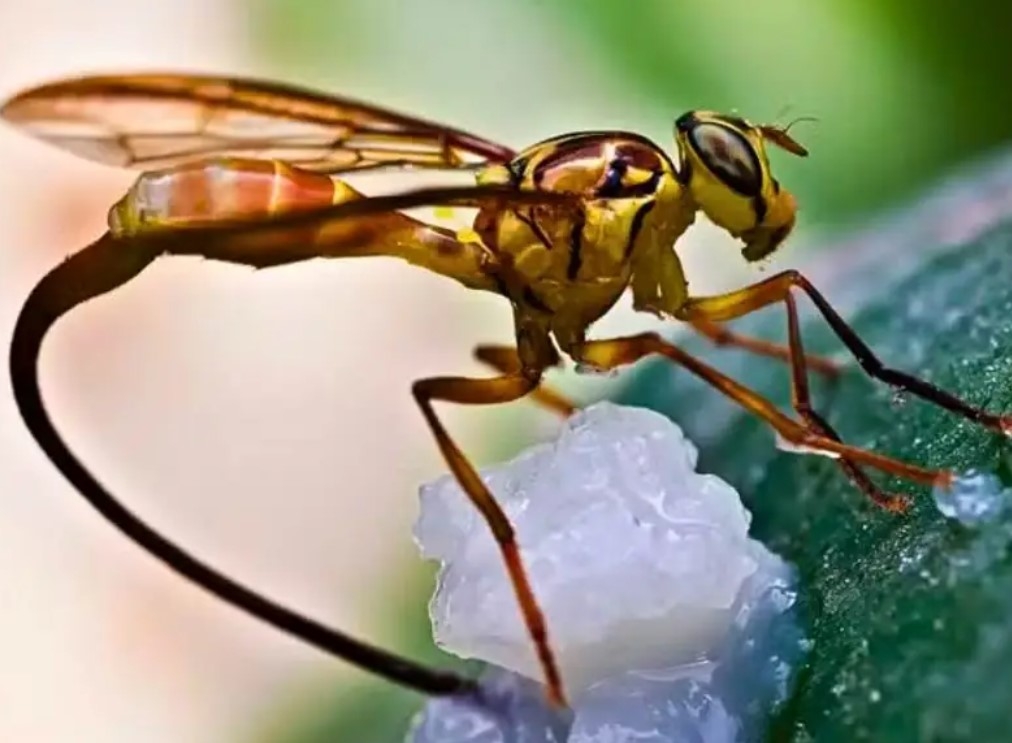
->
(573, 332), (952, 488)
(473, 345), (576, 417)
(782, 292), (910, 512)
(689, 317), (840, 377)
(677, 270), (1012, 434)
(473, 343), (877, 505)
(412, 370), (567, 707)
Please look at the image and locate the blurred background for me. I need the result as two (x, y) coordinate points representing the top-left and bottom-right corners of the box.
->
(0, 1), (1009, 741)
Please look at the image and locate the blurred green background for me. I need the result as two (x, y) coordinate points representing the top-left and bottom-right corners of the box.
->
(251, 0), (1012, 227)
(239, 1), (1012, 740)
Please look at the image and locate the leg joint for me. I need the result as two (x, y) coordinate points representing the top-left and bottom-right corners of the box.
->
(520, 364), (543, 384)
(410, 379), (427, 400)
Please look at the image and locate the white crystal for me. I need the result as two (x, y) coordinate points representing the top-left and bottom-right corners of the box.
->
(409, 403), (803, 742)
(933, 470), (1011, 526)
(414, 402), (793, 695)
(409, 575), (804, 743)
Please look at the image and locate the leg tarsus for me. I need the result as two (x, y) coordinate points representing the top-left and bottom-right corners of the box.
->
(781, 290), (909, 512)
(794, 404), (911, 513)
(573, 331), (951, 488)
(677, 270), (1009, 434)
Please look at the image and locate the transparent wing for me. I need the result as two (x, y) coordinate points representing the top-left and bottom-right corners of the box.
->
(1, 73), (515, 172)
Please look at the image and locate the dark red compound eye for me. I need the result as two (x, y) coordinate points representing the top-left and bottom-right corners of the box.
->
(687, 121), (762, 197)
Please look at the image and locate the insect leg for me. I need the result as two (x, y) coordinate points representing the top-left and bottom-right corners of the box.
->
(629, 231), (836, 374)
(412, 370), (568, 708)
(781, 292), (909, 512)
(572, 332), (951, 487)
(688, 317), (840, 377)
(675, 270), (1012, 434)
(473, 344), (576, 416)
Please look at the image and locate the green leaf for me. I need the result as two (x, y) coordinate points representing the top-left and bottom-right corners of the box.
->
(616, 154), (1012, 741)
(254, 150), (1012, 742)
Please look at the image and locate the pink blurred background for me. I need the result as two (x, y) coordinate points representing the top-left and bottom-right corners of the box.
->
(0, 3), (530, 740)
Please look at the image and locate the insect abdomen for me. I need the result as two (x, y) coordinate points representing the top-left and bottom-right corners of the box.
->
(109, 157), (345, 236)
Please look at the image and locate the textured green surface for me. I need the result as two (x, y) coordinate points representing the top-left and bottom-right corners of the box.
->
(260, 228), (1012, 742)
(244, 0), (1012, 734)
(251, 145), (1012, 740)
(617, 221), (1012, 741)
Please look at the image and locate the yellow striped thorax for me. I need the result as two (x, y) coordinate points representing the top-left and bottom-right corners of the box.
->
(473, 132), (686, 287)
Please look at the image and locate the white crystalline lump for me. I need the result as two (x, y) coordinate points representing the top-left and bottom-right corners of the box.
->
(933, 470), (1011, 526)
(414, 402), (780, 695)
(410, 402), (802, 742)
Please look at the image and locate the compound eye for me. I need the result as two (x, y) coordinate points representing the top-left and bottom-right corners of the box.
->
(688, 122), (762, 196)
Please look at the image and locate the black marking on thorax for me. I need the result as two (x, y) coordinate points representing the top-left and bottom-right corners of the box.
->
(625, 200), (657, 259)
(596, 158), (629, 198)
(490, 272), (510, 298)
(567, 210), (587, 281)
(528, 132), (672, 188)
(531, 136), (604, 187)
(514, 210), (555, 253)
(523, 286), (552, 314)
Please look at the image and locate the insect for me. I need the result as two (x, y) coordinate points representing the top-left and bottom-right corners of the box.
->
(4, 73), (1009, 710)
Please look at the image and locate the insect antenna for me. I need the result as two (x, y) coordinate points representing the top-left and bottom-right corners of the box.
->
(781, 115), (820, 134)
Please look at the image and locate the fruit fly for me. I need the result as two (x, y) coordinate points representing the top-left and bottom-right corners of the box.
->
(3, 73), (1009, 710)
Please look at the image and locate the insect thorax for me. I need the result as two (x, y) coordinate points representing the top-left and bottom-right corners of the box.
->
(475, 132), (688, 327)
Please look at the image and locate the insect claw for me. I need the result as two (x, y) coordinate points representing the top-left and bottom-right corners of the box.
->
(933, 470), (956, 490)
(878, 493), (913, 514)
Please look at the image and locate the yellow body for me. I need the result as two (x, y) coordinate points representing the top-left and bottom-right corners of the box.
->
(473, 133), (690, 359)
(104, 112), (807, 373)
(463, 114), (806, 366)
